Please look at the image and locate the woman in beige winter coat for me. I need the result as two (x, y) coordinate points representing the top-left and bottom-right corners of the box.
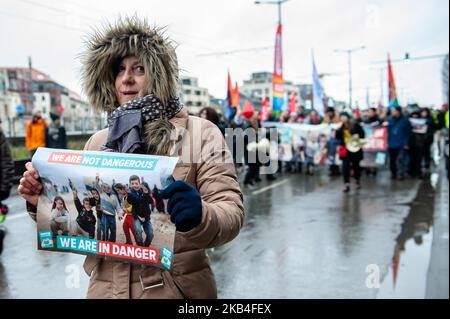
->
(18, 16), (244, 299)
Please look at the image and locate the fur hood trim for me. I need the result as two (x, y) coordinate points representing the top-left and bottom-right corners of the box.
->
(80, 16), (179, 113)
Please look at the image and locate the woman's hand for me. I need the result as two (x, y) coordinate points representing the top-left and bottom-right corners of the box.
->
(161, 181), (202, 232)
(18, 162), (42, 207)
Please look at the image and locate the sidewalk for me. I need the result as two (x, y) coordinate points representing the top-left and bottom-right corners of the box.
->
(426, 164), (449, 299)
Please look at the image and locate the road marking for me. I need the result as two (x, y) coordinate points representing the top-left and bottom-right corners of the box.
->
(251, 180), (289, 196)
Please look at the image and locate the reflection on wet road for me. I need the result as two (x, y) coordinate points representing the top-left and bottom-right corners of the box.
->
(210, 169), (445, 299)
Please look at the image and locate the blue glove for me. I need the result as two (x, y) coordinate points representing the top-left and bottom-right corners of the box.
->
(160, 180), (202, 232)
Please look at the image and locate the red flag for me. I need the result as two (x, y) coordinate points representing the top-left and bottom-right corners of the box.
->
(227, 72), (233, 107)
(392, 245), (401, 289)
(259, 96), (269, 122)
(233, 82), (240, 112)
(242, 99), (255, 119)
(288, 92), (297, 114)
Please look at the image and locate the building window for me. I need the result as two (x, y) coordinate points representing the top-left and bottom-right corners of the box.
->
(42, 96), (46, 101)
(185, 89), (191, 95)
(195, 90), (201, 96)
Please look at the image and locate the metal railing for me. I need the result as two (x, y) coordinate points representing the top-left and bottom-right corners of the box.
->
(2, 116), (107, 138)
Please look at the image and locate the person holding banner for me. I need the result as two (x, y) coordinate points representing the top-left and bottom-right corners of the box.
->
(362, 107), (382, 177)
(19, 16), (243, 299)
(336, 112), (365, 193)
(322, 107), (340, 125)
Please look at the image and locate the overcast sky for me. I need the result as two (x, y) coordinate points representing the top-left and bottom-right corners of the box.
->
(1, 0), (448, 108)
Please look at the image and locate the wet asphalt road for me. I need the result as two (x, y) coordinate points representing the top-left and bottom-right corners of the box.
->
(0, 164), (448, 299)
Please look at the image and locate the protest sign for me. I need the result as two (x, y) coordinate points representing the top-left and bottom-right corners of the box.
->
(263, 122), (339, 165)
(263, 122), (388, 168)
(409, 118), (428, 134)
(361, 126), (388, 168)
(32, 147), (178, 270)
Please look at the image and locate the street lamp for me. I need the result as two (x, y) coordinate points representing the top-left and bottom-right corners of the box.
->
(334, 45), (366, 109)
(254, 0), (290, 25)
(404, 52), (411, 65)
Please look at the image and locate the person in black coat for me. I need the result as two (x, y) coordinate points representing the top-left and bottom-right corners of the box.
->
(336, 112), (365, 193)
(420, 108), (436, 172)
(72, 190), (96, 238)
(45, 113), (67, 149)
(0, 120), (14, 254)
(243, 118), (261, 186)
(152, 185), (165, 213)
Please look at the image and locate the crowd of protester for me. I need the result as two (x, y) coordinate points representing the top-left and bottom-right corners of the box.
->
(197, 102), (449, 192)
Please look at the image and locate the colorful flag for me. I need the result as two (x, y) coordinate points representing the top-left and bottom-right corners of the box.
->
(272, 23), (284, 112)
(225, 71), (233, 119)
(388, 54), (399, 109)
(259, 96), (269, 122)
(288, 92), (297, 114)
(312, 53), (325, 116)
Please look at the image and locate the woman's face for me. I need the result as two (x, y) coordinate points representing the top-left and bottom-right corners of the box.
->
(55, 199), (64, 211)
(421, 110), (428, 118)
(200, 110), (207, 119)
(114, 56), (147, 105)
(91, 190), (100, 201)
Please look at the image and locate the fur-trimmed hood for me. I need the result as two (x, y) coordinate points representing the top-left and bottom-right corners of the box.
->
(80, 16), (179, 114)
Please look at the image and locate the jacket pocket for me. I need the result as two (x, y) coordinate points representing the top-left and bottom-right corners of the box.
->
(162, 270), (186, 299)
(83, 255), (100, 277)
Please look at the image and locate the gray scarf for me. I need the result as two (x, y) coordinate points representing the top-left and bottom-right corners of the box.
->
(103, 94), (183, 153)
